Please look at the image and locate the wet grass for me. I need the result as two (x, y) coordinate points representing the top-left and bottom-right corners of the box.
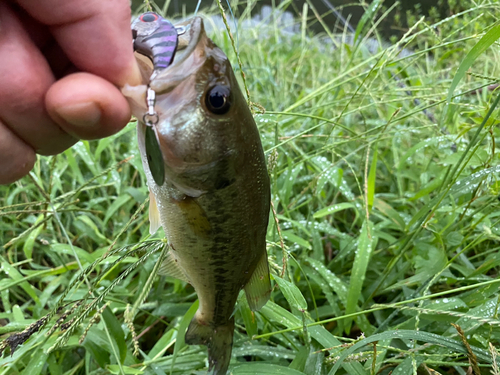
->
(2, 1), (500, 374)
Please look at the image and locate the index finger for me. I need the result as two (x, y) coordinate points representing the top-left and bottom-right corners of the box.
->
(17, 0), (141, 86)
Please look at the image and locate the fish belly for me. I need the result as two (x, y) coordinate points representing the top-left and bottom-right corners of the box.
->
(151, 179), (263, 325)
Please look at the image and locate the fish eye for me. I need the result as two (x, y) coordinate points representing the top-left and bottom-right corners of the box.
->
(140, 13), (159, 22)
(205, 85), (231, 115)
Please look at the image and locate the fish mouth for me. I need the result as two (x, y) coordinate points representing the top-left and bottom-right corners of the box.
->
(149, 16), (207, 93)
(170, 17), (203, 67)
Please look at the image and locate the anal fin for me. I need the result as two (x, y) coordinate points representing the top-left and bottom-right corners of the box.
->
(158, 251), (190, 283)
(149, 190), (162, 235)
(244, 250), (271, 311)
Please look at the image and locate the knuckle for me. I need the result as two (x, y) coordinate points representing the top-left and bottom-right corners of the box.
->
(0, 148), (36, 185)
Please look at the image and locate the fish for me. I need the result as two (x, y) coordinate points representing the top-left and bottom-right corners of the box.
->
(123, 14), (272, 375)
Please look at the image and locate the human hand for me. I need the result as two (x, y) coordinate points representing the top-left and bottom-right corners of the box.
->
(0, 0), (141, 184)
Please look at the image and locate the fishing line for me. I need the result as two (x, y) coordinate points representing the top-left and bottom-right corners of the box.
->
(194, 0), (202, 16)
(321, 0), (355, 33)
(224, 0), (239, 49)
(215, 0), (251, 104)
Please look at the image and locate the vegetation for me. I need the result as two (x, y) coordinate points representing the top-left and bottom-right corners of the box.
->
(1, 0), (500, 374)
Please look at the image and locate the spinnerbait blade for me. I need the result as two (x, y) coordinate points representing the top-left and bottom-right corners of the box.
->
(144, 124), (165, 186)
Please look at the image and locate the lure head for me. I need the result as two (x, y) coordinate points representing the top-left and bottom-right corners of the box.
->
(132, 12), (178, 73)
(132, 12), (163, 39)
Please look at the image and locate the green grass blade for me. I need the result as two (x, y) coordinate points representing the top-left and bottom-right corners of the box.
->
(170, 300), (199, 375)
(345, 220), (374, 333)
(102, 307), (128, 365)
(22, 349), (48, 375)
(313, 203), (356, 219)
(354, 0), (381, 45)
(260, 301), (368, 375)
(367, 148), (377, 209)
(328, 330), (492, 374)
(444, 23), (500, 124)
(231, 363), (307, 374)
(273, 274), (308, 311)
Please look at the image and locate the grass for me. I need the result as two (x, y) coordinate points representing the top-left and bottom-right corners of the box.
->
(2, 0), (500, 374)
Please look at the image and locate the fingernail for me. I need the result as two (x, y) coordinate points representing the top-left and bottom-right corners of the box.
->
(55, 102), (101, 128)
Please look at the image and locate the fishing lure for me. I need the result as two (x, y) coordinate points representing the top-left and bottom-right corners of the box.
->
(132, 12), (179, 76)
(132, 12), (179, 186)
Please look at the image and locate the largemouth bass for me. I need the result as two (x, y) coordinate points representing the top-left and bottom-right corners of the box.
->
(123, 13), (271, 374)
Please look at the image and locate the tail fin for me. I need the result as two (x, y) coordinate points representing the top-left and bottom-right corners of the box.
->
(185, 317), (235, 375)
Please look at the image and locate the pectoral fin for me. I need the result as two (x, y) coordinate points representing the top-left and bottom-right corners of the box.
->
(158, 251), (190, 283)
(175, 197), (212, 238)
(244, 251), (271, 311)
(148, 190), (162, 235)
